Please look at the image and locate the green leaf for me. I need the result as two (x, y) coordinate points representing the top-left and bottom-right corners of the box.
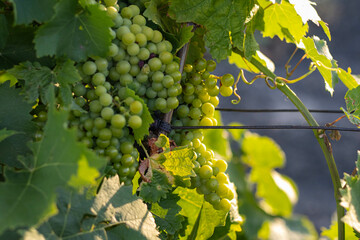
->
(124, 87), (154, 141)
(0, 15), (8, 49)
(299, 36), (337, 95)
(8, 61), (54, 103)
(319, 21), (331, 41)
(321, 221), (359, 240)
(258, 216), (318, 240)
(34, 0), (113, 61)
(150, 193), (185, 235)
(0, 82), (36, 168)
(34, 176), (160, 240)
(9, 0), (56, 25)
(242, 133), (297, 216)
(342, 85), (360, 127)
(0, 103), (106, 234)
(174, 187), (228, 240)
(242, 133), (285, 169)
(0, 24), (41, 70)
(340, 151), (360, 233)
(250, 169), (297, 217)
(288, 0), (321, 25)
(162, 147), (195, 177)
(0, 129), (19, 143)
(258, 0), (308, 43)
(186, 27), (206, 64)
(170, 0), (258, 61)
(228, 50), (275, 73)
(336, 68), (360, 90)
(139, 169), (172, 202)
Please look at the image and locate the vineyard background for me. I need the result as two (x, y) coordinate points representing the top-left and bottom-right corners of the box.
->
(214, 0), (360, 230)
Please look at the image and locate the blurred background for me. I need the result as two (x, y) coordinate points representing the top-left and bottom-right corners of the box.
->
(214, 0), (360, 232)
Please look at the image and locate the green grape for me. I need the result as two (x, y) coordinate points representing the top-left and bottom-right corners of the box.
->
(116, 26), (130, 40)
(214, 159), (228, 172)
(130, 100), (143, 115)
(128, 115), (142, 129)
(206, 59), (217, 72)
(199, 165), (213, 179)
(122, 32), (136, 45)
(142, 26), (154, 41)
(99, 93), (113, 106)
(106, 146), (118, 158)
(220, 85), (233, 97)
(208, 86), (220, 96)
(167, 97), (179, 109)
(82, 61), (97, 75)
(94, 117), (106, 129)
(128, 4), (140, 16)
(206, 178), (219, 191)
(121, 6), (133, 19)
(73, 83), (86, 96)
(104, 0), (117, 7)
(216, 183), (231, 198)
(107, 43), (119, 57)
(148, 58), (162, 71)
(130, 24), (142, 34)
(155, 98), (167, 110)
(152, 71), (164, 82)
(184, 64), (193, 73)
(133, 15), (146, 26)
(135, 33), (147, 46)
(189, 107), (201, 119)
(210, 96), (219, 107)
(98, 128), (112, 141)
(201, 102), (215, 116)
(217, 198), (231, 212)
(152, 30), (163, 43)
(127, 43), (140, 56)
(120, 141), (133, 154)
(199, 117), (213, 126)
(159, 51), (173, 64)
(162, 75), (174, 88)
(89, 100), (102, 113)
(205, 77), (217, 89)
(101, 107), (114, 121)
(220, 73), (234, 87)
(177, 105), (189, 118)
(95, 85), (107, 96)
(195, 58), (207, 72)
(92, 72), (106, 86)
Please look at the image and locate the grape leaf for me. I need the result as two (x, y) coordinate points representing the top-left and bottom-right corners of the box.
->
(321, 221), (359, 240)
(319, 21), (331, 41)
(242, 133), (297, 216)
(0, 102), (106, 234)
(0, 24), (41, 70)
(8, 60), (80, 105)
(0, 129), (19, 143)
(258, 216), (318, 240)
(170, 0), (258, 61)
(228, 50), (275, 73)
(341, 85), (360, 127)
(150, 193), (185, 235)
(9, 0), (56, 25)
(124, 87), (154, 141)
(257, 0), (308, 43)
(242, 133), (285, 169)
(139, 169), (172, 202)
(0, 15), (8, 49)
(32, 176), (160, 240)
(340, 151), (360, 233)
(34, 0), (113, 61)
(174, 187), (228, 240)
(186, 27), (206, 64)
(300, 36), (359, 95)
(0, 82), (36, 168)
(162, 147), (195, 177)
(288, 0), (321, 25)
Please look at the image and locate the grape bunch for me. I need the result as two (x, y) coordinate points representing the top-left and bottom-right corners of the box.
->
(67, 2), (181, 184)
(168, 58), (235, 211)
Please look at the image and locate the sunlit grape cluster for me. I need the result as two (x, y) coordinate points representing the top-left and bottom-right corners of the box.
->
(68, 2), (181, 184)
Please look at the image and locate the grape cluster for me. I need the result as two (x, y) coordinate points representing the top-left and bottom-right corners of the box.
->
(69, 2), (180, 184)
(168, 59), (235, 211)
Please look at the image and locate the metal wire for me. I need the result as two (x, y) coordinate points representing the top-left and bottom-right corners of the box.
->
(215, 108), (344, 114)
(171, 125), (360, 132)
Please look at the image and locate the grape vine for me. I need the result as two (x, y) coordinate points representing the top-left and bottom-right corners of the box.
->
(0, 0), (360, 240)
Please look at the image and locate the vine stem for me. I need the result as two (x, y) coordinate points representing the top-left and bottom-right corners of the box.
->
(233, 48), (344, 240)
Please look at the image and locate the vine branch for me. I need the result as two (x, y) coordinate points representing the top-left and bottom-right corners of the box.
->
(232, 47), (345, 240)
